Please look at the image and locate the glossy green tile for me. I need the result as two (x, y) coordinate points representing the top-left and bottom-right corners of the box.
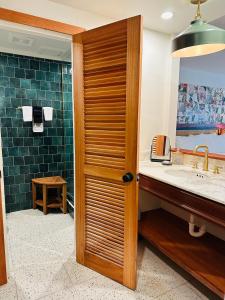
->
(1, 118), (12, 127)
(30, 60), (40, 70)
(14, 157), (25, 165)
(19, 58), (30, 69)
(2, 137), (13, 147)
(4, 67), (15, 77)
(40, 61), (49, 71)
(39, 146), (48, 155)
(17, 128), (28, 137)
(29, 147), (38, 155)
(24, 137), (33, 146)
(50, 62), (59, 73)
(20, 79), (31, 89)
(30, 164), (39, 173)
(3, 157), (13, 167)
(10, 78), (20, 88)
(44, 155), (53, 163)
(24, 156), (34, 165)
(15, 68), (25, 78)
(20, 165), (29, 174)
(34, 155), (43, 164)
(5, 87), (16, 98)
(0, 55), (7, 65)
(18, 147), (29, 156)
(15, 174), (25, 184)
(30, 80), (40, 89)
(13, 137), (24, 147)
(0, 87), (4, 97)
(25, 69), (35, 79)
(37, 90), (46, 100)
(40, 81), (51, 90)
(16, 88), (26, 98)
(19, 183), (30, 193)
(8, 57), (18, 67)
(40, 164), (48, 172)
(8, 166), (20, 176)
(49, 163), (57, 172)
(0, 76), (10, 87)
(35, 70), (46, 81)
(46, 72), (55, 82)
(26, 89), (37, 100)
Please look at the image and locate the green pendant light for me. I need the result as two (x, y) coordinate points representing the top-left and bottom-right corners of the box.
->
(172, 0), (225, 58)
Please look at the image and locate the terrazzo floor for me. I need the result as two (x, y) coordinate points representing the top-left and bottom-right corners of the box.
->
(0, 209), (217, 300)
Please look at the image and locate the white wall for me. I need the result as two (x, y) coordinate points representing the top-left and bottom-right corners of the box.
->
(140, 31), (179, 159)
(180, 66), (225, 89)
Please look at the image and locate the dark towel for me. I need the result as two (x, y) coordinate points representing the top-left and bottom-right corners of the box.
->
(33, 106), (43, 123)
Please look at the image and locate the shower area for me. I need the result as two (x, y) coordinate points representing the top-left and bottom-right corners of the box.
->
(0, 50), (74, 215)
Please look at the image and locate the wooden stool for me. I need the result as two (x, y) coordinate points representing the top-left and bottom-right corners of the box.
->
(32, 176), (67, 215)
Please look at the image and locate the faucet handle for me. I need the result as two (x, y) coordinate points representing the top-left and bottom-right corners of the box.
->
(191, 161), (198, 169)
(213, 166), (223, 174)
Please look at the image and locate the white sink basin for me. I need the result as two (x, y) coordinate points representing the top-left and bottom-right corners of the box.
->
(165, 168), (225, 188)
(165, 169), (209, 180)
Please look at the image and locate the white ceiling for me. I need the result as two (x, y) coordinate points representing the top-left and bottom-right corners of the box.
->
(50, 0), (225, 34)
(0, 21), (71, 61)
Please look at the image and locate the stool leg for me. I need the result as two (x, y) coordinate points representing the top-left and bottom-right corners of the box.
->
(43, 185), (47, 215)
(62, 184), (67, 214)
(32, 182), (37, 209)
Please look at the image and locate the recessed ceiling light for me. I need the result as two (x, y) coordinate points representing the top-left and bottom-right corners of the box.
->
(161, 11), (174, 20)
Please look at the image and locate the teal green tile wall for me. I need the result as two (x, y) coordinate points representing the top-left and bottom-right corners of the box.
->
(62, 65), (74, 197)
(0, 52), (73, 213)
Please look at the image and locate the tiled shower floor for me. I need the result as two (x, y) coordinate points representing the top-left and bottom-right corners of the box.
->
(0, 209), (214, 299)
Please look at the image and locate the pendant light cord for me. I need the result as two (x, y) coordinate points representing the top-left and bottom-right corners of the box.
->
(195, 0), (202, 20)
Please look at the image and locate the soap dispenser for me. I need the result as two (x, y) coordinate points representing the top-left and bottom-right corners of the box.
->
(173, 148), (184, 165)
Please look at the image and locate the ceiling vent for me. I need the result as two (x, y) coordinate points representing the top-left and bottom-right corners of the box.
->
(39, 46), (67, 59)
(8, 33), (34, 47)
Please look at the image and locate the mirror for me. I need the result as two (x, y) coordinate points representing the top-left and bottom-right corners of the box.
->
(150, 135), (171, 162)
(176, 48), (225, 156)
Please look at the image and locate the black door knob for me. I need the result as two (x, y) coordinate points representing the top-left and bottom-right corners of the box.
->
(122, 172), (134, 183)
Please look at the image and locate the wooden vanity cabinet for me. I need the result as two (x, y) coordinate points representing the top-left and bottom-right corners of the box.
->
(139, 174), (225, 299)
(140, 174), (225, 229)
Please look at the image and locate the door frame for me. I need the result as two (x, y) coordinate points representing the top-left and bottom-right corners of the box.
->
(0, 7), (85, 35)
(0, 7), (85, 285)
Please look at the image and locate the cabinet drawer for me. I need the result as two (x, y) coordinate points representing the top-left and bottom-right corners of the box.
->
(139, 174), (225, 228)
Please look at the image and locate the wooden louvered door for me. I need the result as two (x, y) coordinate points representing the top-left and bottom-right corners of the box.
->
(73, 15), (142, 289)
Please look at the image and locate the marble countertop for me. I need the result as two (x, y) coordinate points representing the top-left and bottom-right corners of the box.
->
(139, 161), (225, 206)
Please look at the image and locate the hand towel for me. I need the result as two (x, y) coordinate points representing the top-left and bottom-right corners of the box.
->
(22, 106), (32, 122)
(43, 107), (53, 121)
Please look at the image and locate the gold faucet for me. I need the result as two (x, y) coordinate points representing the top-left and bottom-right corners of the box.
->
(193, 145), (209, 171)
